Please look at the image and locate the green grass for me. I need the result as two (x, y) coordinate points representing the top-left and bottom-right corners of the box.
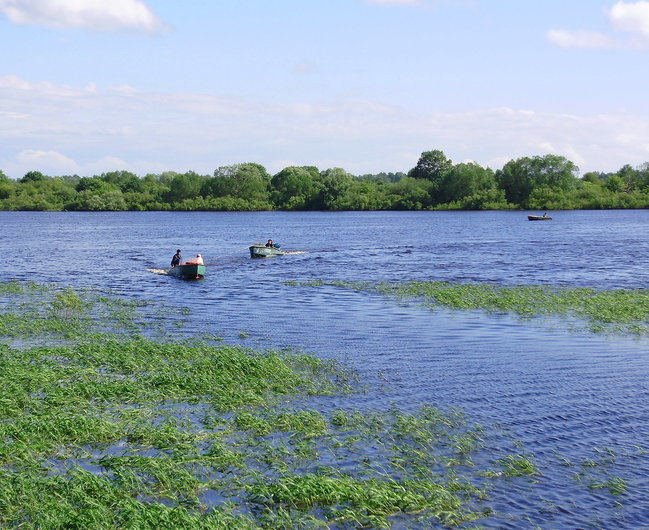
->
(588, 476), (627, 495)
(290, 280), (649, 334)
(1, 281), (633, 527)
(0, 281), (521, 528)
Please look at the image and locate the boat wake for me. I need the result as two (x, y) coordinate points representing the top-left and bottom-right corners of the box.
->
(146, 268), (169, 275)
(282, 251), (309, 255)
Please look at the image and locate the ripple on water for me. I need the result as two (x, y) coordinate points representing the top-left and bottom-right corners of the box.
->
(2, 210), (649, 527)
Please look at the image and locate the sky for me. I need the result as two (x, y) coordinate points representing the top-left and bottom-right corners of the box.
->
(1, 0), (649, 179)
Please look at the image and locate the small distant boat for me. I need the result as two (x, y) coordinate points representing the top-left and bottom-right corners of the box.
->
(169, 262), (206, 279)
(249, 244), (285, 258)
(528, 214), (552, 221)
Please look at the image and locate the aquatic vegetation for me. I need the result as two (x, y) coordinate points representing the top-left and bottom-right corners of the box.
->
(247, 473), (482, 527)
(291, 280), (649, 334)
(1, 280), (525, 528)
(49, 286), (87, 319)
(495, 455), (538, 477)
(588, 476), (627, 495)
(2, 280), (633, 527)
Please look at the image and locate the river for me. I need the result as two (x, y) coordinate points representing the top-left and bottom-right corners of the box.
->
(2, 209), (649, 528)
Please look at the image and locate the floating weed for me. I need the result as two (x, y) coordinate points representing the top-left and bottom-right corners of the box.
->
(247, 473), (483, 527)
(0, 280), (25, 295)
(295, 280), (649, 335)
(0, 281), (549, 527)
(588, 476), (627, 495)
(567, 446), (633, 500)
(488, 455), (538, 477)
(49, 286), (87, 320)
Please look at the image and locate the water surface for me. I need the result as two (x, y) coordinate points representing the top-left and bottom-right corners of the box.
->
(3, 209), (649, 528)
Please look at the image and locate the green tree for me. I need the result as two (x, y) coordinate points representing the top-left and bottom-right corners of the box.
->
(207, 163), (271, 204)
(271, 166), (319, 209)
(358, 172), (407, 183)
(329, 180), (389, 210)
(637, 162), (649, 190)
(496, 155), (579, 208)
(20, 170), (46, 183)
(408, 150), (452, 182)
(313, 168), (354, 210)
(388, 177), (434, 209)
(166, 171), (206, 203)
(437, 162), (496, 204)
(605, 175), (624, 193)
(615, 164), (641, 192)
(100, 170), (143, 192)
(0, 171), (15, 202)
(76, 177), (119, 193)
(582, 171), (607, 185)
(73, 190), (127, 211)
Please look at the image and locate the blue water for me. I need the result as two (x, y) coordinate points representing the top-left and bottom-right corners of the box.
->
(3, 209), (649, 528)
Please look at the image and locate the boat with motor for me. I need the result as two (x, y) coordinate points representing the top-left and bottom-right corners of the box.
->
(169, 262), (206, 279)
(249, 244), (285, 258)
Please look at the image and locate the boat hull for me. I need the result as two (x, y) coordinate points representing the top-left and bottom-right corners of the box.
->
(528, 215), (552, 221)
(249, 245), (285, 258)
(169, 263), (206, 279)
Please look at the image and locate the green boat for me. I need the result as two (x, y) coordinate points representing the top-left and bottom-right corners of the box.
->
(169, 263), (206, 279)
(249, 244), (285, 258)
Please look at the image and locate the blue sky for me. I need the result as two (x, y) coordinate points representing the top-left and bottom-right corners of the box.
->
(1, 0), (648, 178)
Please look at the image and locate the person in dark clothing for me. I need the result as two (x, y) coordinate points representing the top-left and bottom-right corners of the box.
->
(265, 239), (275, 248)
(171, 249), (182, 267)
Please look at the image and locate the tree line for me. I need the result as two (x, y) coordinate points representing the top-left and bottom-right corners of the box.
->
(1, 149), (648, 211)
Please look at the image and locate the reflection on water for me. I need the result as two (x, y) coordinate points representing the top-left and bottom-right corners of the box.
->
(2, 209), (649, 528)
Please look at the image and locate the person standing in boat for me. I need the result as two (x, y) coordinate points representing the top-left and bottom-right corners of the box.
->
(171, 249), (182, 268)
(195, 254), (204, 265)
(265, 239), (275, 248)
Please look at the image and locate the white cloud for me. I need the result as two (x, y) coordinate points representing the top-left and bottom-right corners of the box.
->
(0, 74), (93, 96)
(108, 85), (141, 96)
(0, 0), (165, 33)
(608, 1), (649, 38)
(546, 29), (617, 49)
(15, 149), (79, 173)
(548, 1), (649, 49)
(1, 75), (649, 178)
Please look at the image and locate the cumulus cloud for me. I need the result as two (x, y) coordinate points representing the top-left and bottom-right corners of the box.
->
(548, 1), (649, 49)
(1, 74), (649, 177)
(0, 0), (165, 33)
(608, 0), (649, 38)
